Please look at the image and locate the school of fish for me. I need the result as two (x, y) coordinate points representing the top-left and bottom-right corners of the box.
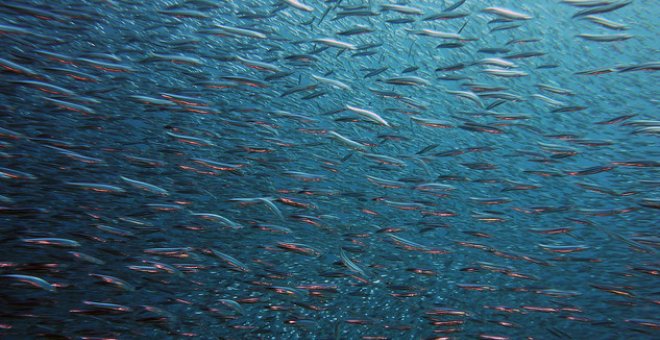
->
(0, 0), (658, 338)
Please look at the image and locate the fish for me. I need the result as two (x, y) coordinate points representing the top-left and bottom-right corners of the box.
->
(0, 274), (56, 292)
(209, 248), (251, 272)
(0, 167), (37, 181)
(235, 56), (283, 73)
(89, 273), (135, 291)
(406, 28), (466, 40)
(65, 182), (126, 194)
(577, 33), (633, 42)
(120, 176), (169, 196)
(339, 248), (367, 278)
(284, 0), (314, 12)
(191, 212), (242, 229)
(425, 11), (470, 21)
(0, 57), (41, 77)
(42, 97), (97, 115)
(380, 4), (423, 15)
(571, 0), (633, 18)
(72, 300), (133, 314)
(482, 68), (529, 77)
(328, 131), (369, 151)
(345, 105), (391, 127)
(384, 76), (431, 86)
(482, 7), (533, 20)
(312, 74), (351, 90)
(204, 24), (267, 39)
(141, 53), (204, 66)
(312, 38), (357, 50)
(581, 15), (629, 30)
(22, 238), (81, 248)
(0, 0), (656, 338)
(338, 25), (374, 36)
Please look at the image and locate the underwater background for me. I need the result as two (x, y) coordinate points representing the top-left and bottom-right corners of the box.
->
(0, 0), (658, 338)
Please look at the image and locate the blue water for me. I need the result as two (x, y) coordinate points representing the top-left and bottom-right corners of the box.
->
(0, 0), (658, 338)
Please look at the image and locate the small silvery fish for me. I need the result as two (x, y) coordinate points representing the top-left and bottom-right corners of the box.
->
(0, 0), (656, 338)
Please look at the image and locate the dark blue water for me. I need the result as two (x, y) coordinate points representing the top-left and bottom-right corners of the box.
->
(0, 0), (658, 339)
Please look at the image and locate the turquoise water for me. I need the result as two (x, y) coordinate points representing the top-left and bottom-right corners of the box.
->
(0, 0), (658, 338)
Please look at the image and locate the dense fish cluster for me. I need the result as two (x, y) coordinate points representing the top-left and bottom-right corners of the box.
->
(0, 0), (658, 338)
